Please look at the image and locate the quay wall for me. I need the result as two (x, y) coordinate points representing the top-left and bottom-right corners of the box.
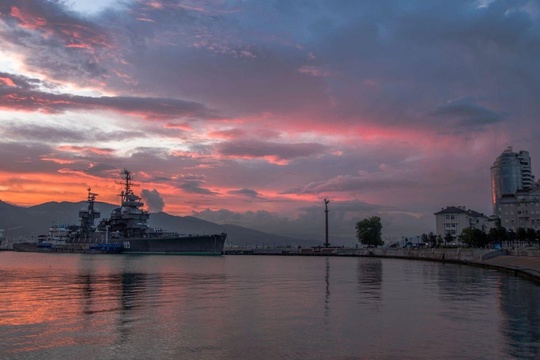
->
(333, 247), (493, 261)
(224, 247), (540, 283)
(226, 247), (496, 262)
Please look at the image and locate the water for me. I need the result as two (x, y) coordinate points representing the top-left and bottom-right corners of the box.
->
(1, 252), (539, 360)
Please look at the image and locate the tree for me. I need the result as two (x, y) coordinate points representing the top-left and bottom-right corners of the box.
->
(444, 232), (454, 246)
(487, 226), (507, 244)
(526, 228), (537, 243)
(517, 227), (527, 242)
(459, 228), (488, 248)
(458, 228), (474, 246)
(428, 232), (437, 247)
(355, 216), (383, 246)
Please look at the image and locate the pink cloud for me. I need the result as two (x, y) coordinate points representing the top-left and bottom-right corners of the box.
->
(207, 128), (246, 140)
(10, 6), (47, 30)
(57, 145), (115, 155)
(0, 77), (16, 87)
(216, 140), (327, 165)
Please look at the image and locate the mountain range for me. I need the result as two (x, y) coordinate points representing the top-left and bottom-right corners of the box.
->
(0, 200), (321, 248)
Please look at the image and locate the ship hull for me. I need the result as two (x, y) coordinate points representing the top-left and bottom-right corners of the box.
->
(12, 242), (122, 254)
(109, 234), (227, 255)
(13, 234), (227, 255)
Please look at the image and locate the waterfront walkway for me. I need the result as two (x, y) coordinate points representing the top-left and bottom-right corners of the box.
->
(478, 255), (540, 283)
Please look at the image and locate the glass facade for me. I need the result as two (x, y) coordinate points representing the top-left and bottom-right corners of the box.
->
(491, 147), (532, 216)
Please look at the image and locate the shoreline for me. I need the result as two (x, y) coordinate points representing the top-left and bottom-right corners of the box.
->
(469, 255), (540, 284)
(224, 247), (540, 284)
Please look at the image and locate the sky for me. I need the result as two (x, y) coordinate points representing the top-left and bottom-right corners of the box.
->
(1, 0), (540, 243)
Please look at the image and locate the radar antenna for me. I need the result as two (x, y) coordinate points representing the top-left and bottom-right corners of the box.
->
(116, 169), (140, 205)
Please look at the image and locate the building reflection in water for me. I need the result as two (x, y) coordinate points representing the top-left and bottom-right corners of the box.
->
(436, 264), (490, 302)
(436, 263), (540, 360)
(497, 275), (540, 359)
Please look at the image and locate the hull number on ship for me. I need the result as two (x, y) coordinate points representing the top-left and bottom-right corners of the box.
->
(123, 241), (130, 249)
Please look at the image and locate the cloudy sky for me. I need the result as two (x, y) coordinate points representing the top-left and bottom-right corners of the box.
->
(1, 0), (539, 243)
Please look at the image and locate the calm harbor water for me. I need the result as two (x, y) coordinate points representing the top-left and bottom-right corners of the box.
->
(1, 252), (539, 360)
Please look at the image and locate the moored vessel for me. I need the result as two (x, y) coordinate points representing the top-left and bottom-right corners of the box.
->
(13, 170), (227, 255)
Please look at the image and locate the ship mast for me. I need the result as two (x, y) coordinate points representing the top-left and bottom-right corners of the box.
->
(117, 169), (139, 205)
(79, 187), (100, 237)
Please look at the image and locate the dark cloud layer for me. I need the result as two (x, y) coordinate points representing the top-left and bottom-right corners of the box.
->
(228, 188), (261, 198)
(430, 97), (506, 130)
(217, 140), (326, 162)
(0, 72), (217, 120)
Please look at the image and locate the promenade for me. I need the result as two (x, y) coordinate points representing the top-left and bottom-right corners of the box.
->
(478, 255), (540, 283)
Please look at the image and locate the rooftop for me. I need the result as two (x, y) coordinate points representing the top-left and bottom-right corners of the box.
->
(434, 206), (485, 218)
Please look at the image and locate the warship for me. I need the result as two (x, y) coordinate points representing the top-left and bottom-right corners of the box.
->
(13, 170), (227, 255)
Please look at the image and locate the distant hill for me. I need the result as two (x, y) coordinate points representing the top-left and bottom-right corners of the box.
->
(0, 200), (320, 248)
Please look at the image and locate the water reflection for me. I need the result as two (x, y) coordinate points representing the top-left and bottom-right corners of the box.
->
(433, 263), (540, 359)
(116, 272), (148, 344)
(1, 253), (539, 359)
(357, 258), (383, 303)
(498, 275), (540, 359)
(72, 257), (151, 348)
(324, 256), (330, 313)
(436, 264), (492, 302)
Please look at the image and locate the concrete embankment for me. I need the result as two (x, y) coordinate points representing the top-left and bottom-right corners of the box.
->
(336, 247), (492, 261)
(474, 255), (540, 284)
(347, 248), (540, 283)
(359, 248), (540, 283)
(225, 247), (540, 283)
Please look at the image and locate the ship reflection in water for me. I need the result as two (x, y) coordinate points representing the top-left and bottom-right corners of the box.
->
(0, 252), (539, 359)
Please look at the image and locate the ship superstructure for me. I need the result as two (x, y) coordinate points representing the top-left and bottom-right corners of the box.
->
(97, 169), (150, 239)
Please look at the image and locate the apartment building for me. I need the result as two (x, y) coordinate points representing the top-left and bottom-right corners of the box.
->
(434, 206), (492, 238)
(498, 183), (540, 231)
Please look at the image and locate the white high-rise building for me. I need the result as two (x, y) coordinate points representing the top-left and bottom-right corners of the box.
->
(491, 146), (534, 216)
